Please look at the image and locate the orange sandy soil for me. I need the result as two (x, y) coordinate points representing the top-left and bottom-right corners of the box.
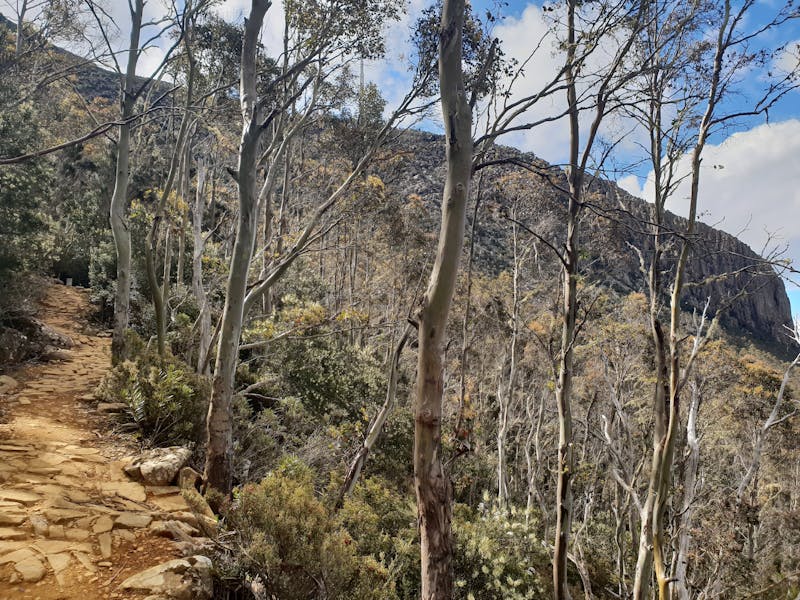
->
(0, 285), (193, 600)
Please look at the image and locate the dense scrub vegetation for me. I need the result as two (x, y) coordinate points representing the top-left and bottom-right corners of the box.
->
(1, 1), (800, 599)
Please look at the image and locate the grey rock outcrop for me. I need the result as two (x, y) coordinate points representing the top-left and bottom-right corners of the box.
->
(0, 316), (75, 365)
(380, 130), (793, 351)
(124, 447), (192, 486)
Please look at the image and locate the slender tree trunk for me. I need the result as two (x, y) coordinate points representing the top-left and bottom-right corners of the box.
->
(176, 142), (191, 288)
(554, 3), (580, 595)
(525, 390), (548, 535)
(203, 0), (270, 497)
(639, 86), (715, 600)
(337, 324), (412, 508)
(498, 214), (521, 507)
(145, 55), (195, 357)
(673, 380), (701, 600)
(414, 0), (472, 595)
(192, 157), (212, 374)
(737, 350), (800, 503)
(15, 0), (27, 57)
(110, 0), (143, 363)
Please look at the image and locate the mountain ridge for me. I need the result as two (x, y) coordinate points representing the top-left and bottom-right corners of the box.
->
(3, 13), (791, 352)
(381, 129), (793, 352)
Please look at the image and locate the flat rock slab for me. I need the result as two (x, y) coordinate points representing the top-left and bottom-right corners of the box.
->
(72, 550), (97, 573)
(37, 452), (69, 466)
(64, 446), (100, 456)
(0, 541), (27, 555)
(101, 481), (147, 503)
(34, 539), (92, 555)
(0, 489), (40, 504)
(0, 528), (27, 540)
(93, 515), (114, 533)
(15, 556), (46, 582)
(65, 528), (91, 541)
(98, 531), (112, 559)
(0, 511), (27, 526)
(113, 529), (136, 543)
(115, 513), (152, 529)
(0, 547), (36, 564)
(46, 552), (72, 573)
(151, 495), (189, 513)
(120, 555), (212, 600)
(65, 488), (92, 503)
(0, 445), (31, 453)
(44, 508), (85, 523)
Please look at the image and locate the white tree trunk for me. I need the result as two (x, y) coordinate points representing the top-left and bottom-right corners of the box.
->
(110, 0), (143, 362)
(203, 0), (269, 497)
(414, 0), (472, 595)
(192, 158), (212, 374)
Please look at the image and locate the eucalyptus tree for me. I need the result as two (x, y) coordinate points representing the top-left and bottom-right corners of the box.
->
(143, 0), (207, 357)
(624, 2), (800, 598)
(202, 0), (421, 497)
(404, 1), (650, 594)
(498, 3), (650, 595)
(411, 0), (473, 594)
(82, 0), (188, 362)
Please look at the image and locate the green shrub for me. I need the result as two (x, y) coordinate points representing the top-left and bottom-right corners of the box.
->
(219, 458), (399, 600)
(88, 240), (117, 324)
(452, 498), (552, 600)
(96, 334), (209, 446)
(230, 395), (282, 484)
(337, 476), (420, 599)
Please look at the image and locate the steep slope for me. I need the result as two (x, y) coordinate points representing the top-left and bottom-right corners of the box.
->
(2, 13), (790, 351)
(380, 130), (792, 350)
(0, 13), (171, 102)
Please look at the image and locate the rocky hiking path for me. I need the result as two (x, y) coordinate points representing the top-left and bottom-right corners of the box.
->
(0, 285), (213, 600)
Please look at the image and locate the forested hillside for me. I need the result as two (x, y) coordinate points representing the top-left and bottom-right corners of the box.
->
(1, 1), (800, 599)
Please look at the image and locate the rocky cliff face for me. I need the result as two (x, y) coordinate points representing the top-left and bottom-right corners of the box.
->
(380, 130), (793, 351)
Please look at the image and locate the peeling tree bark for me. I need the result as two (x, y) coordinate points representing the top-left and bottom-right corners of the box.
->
(413, 0), (472, 596)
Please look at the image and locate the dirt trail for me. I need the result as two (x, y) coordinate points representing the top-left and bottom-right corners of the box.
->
(0, 285), (192, 599)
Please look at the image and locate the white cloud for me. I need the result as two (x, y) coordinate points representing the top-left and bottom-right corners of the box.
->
(490, 4), (568, 162)
(482, 3), (654, 167)
(210, 0), (251, 22)
(774, 37), (800, 76)
(360, 0), (429, 118)
(618, 119), (800, 279)
(617, 174), (642, 197)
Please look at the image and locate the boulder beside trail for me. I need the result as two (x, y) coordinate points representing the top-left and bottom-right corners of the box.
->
(120, 555), (213, 600)
(124, 447), (192, 486)
(0, 375), (20, 394)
